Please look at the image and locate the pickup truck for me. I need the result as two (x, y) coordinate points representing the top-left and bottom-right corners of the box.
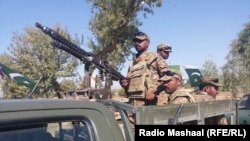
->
(0, 99), (128, 141)
(225, 93), (250, 125)
(0, 98), (238, 141)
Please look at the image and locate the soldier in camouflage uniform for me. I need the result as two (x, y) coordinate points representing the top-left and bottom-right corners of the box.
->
(156, 43), (172, 105)
(157, 43), (172, 60)
(158, 69), (195, 104)
(120, 32), (169, 106)
(194, 77), (228, 125)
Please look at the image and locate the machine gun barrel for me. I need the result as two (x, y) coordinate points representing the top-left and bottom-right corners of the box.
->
(36, 22), (125, 81)
(36, 22), (93, 57)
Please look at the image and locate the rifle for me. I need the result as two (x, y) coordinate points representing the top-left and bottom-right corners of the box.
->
(168, 103), (184, 125)
(35, 22), (126, 83)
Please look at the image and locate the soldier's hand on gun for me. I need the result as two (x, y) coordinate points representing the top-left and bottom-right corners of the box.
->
(119, 78), (130, 88)
(145, 91), (156, 100)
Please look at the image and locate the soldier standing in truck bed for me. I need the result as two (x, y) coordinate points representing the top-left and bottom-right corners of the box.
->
(156, 43), (172, 105)
(119, 31), (169, 106)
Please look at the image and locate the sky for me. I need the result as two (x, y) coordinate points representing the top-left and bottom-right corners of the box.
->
(0, 0), (250, 88)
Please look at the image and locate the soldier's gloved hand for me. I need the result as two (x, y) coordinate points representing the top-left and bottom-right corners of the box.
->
(145, 91), (156, 100)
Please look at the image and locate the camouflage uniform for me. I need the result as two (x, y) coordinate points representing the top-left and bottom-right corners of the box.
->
(194, 77), (228, 125)
(127, 49), (169, 106)
(193, 91), (214, 102)
(122, 32), (168, 107)
(124, 36), (169, 128)
(169, 87), (196, 104)
(157, 91), (169, 105)
(156, 43), (172, 105)
(158, 69), (196, 104)
(158, 70), (198, 124)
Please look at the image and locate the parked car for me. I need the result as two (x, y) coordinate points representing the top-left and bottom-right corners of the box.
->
(226, 93), (250, 124)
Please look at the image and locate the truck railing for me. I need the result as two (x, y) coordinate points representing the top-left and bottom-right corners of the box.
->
(98, 99), (237, 125)
(97, 99), (237, 141)
(135, 99), (237, 125)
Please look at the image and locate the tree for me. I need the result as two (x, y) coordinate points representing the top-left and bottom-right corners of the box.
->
(0, 24), (79, 99)
(222, 19), (250, 95)
(85, 0), (163, 98)
(111, 87), (125, 97)
(59, 79), (78, 93)
(201, 59), (219, 78)
(86, 0), (162, 68)
(117, 87), (126, 97)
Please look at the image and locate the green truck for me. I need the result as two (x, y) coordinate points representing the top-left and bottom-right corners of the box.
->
(0, 98), (238, 141)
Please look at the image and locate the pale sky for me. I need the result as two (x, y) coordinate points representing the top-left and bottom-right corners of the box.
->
(1, 0), (250, 88)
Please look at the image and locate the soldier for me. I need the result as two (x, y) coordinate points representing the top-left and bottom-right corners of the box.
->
(156, 43), (172, 61)
(194, 77), (228, 125)
(156, 43), (172, 105)
(120, 31), (169, 106)
(158, 69), (195, 104)
(194, 77), (223, 101)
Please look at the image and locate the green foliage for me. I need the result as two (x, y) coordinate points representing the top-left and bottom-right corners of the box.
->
(111, 87), (125, 97)
(59, 79), (78, 92)
(85, 0), (162, 70)
(83, 0), (162, 98)
(110, 88), (116, 96)
(222, 19), (250, 95)
(117, 87), (125, 97)
(201, 59), (219, 78)
(0, 24), (80, 99)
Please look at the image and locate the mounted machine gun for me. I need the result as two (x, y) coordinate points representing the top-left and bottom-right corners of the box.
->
(36, 22), (126, 91)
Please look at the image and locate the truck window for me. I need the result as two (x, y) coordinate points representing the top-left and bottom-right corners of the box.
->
(0, 120), (93, 141)
(238, 95), (249, 108)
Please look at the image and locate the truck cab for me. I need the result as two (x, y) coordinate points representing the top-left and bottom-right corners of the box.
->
(0, 98), (237, 141)
(0, 99), (127, 141)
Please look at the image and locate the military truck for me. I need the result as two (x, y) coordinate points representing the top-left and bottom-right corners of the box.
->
(0, 98), (238, 141)
(0, 99), (126, 141)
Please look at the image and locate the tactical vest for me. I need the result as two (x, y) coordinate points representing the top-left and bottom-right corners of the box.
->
(127, 52), (158, 98)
